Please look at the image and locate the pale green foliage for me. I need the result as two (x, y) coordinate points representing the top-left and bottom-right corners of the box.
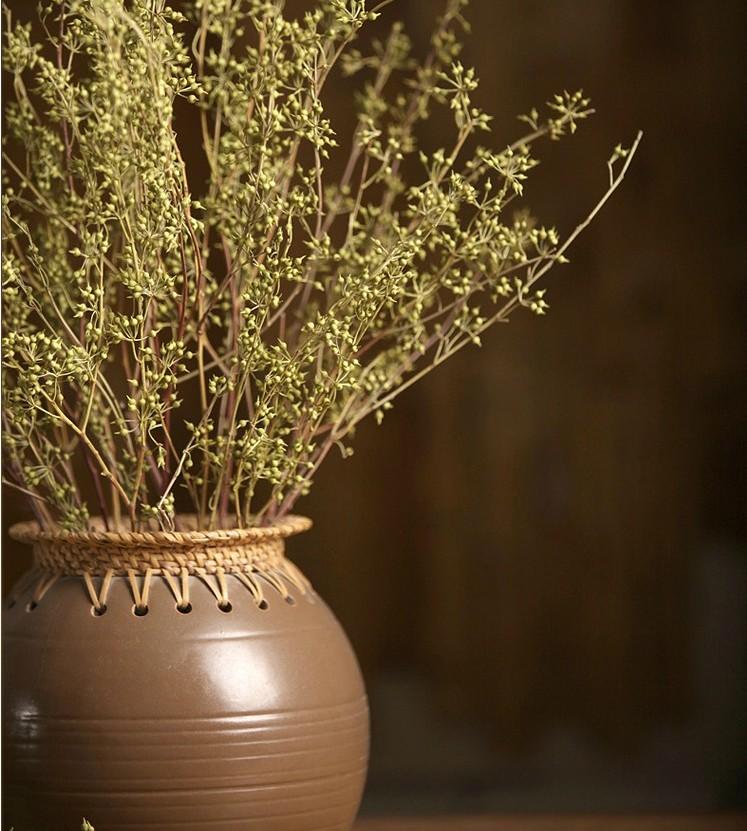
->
(2, 0), (640, 531)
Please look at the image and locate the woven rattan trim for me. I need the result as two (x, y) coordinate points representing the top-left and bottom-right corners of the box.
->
(10, 514), (311, 547)
(9, 515), (312, 577)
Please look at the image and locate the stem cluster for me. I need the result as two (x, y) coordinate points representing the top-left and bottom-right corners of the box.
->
(2, 0), (640, 530)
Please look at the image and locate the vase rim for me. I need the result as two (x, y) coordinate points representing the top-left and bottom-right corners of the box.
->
(9, 513), (312, 550)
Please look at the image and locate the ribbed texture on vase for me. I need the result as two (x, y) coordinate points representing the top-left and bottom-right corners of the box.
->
(3, 569), (369, 831)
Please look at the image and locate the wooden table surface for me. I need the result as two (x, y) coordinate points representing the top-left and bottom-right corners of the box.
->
(355, 817), (747, 831)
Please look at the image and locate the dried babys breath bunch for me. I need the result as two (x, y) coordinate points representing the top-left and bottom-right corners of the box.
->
(2, 0), (641, 531)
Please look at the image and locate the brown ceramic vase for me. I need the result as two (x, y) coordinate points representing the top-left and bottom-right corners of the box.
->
(3, 516), (368, 830)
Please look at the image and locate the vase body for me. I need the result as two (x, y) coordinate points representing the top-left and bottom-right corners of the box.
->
(2, 518), (368, 830)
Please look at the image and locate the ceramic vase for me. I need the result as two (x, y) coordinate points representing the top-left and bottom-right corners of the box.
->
(3, 515), (368, 830)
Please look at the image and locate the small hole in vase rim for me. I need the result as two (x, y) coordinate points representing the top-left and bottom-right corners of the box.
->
(26, 601), (38, 613)
(92, 604), (108, 617)
(258, 599), (269, 611)
(177, 603), (193, 614)
(218, 601), (233, 614)
(285, 595), (296, 606)
(133, 604), (149, 617)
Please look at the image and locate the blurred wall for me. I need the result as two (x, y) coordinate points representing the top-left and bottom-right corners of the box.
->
(3, 0), (746, 813)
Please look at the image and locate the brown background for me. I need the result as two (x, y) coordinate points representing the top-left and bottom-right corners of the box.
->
(3, 0), (746, 815)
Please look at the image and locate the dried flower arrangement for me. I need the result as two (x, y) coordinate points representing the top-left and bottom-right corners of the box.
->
(2, 0), (640, 532)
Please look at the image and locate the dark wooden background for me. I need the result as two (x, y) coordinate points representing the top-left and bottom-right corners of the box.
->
(354, 819), (747, 831)
(3, 0), (746, 815)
